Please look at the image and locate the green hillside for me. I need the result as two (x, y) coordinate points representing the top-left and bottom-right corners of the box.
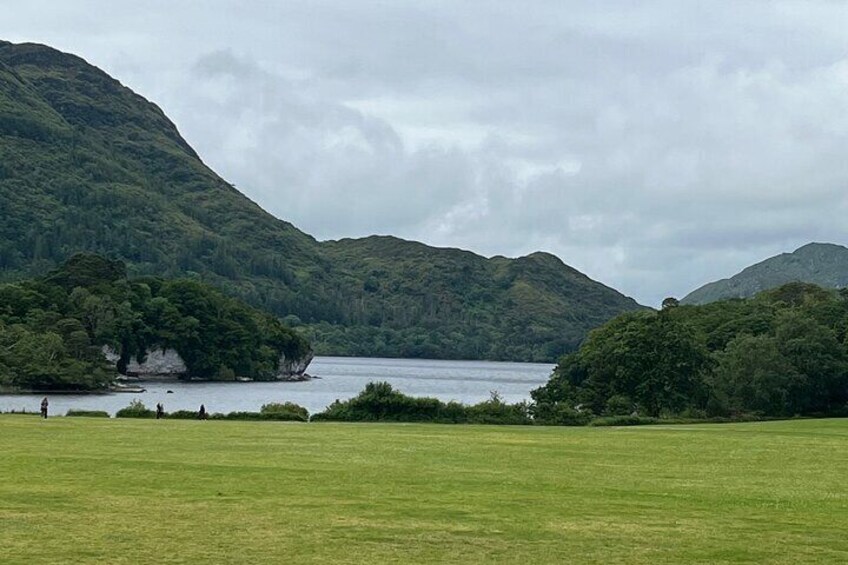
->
(311, 237), (641, 359)
(682, 242), (848, 305)
(0, 40), (643, 361)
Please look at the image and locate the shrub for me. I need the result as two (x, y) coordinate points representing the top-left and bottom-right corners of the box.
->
(167, 410), (201, 419)
(531, 402), (593, 426)
(604, 395), (634, 416)
(678, 407), (709, 420)
(260, 402), (309, 422)
(65, 409), (110, 418)
(589, 415), (662, 427)
(206, 410), (307, 422)
(115, 399), (155, 418)
(310, 402), (345, 422)
(312, 383), (534, 424)
(438, 401), (468, 423)
(313, 382), (449, 422)
(215, 365), (236, 381)
(212, 411), (263, 420)
(466, 392), (531, 425)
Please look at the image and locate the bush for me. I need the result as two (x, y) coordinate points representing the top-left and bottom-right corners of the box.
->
(312, 382), (534, 424)
(115, 399), (155, 418)
(531, 402), (593, 426)
(604, 395), (634, 416)
(65, 409), (110, 418)
(260, 402), (309, 422)
(439, 401), (468, 423)
(207, 409), (308, 422)
(309, 403), (344, 422)
(589, 416), (662, 427)
(211, 411), (263, 420)
(167, 410), (201, 420)
(466, 392), (530, 425)
(313, 382), (450, 423)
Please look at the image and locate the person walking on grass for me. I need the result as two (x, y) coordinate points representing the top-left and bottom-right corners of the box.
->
(156, 403), (165, 420)
(198, 404), (207, 420)
(40, 397), (48, 419)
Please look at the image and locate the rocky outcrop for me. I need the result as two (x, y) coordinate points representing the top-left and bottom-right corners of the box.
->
(103, 346), (312, 381)
(276, 350), (314, 380)
(102, 346), (188, 377)
(126, 348), (188, 376)
(101, 346), (121, 366)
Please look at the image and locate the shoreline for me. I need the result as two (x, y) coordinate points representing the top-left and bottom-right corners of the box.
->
(0, 374), (319, 396)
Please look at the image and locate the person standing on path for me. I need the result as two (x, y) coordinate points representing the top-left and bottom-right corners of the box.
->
(40, 397), (48, 419)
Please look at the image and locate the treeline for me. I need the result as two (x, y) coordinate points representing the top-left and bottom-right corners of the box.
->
(0, 254), (310, 391)
(532, 283), (848, 421)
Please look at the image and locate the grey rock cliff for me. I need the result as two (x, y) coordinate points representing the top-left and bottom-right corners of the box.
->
(101, 346), (188, 377)
(276, 350), (314, 380)
(125, 348), (187, 376)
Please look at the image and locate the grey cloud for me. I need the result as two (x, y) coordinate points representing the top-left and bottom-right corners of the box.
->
(4, 2), (848, 305)
(167, 51), (471, 237)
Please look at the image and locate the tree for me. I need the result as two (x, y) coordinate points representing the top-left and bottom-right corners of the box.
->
(661, 297), (680, 311)
(773, 311), (848, 414)
(710, 334), (804, 416)
(533, 311), (712, 417)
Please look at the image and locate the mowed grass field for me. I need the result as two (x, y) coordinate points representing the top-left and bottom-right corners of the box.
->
(1, 417), (847, 564)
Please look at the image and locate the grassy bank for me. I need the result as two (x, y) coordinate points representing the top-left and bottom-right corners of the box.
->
(1, 417), (847, 563)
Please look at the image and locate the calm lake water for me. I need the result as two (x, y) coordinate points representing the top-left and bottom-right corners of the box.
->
(0, 356), (555, 416)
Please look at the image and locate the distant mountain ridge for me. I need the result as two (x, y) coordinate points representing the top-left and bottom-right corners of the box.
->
(0, 40), (643, 361)
(682, 243), (848, 305)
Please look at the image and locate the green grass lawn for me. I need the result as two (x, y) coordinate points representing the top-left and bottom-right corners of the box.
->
(1, 417), (847, 564)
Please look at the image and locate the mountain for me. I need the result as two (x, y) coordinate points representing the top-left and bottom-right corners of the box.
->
(310, 238), (641, 360)
(0, 40), (643, 361)
(682, 243), (848, 305)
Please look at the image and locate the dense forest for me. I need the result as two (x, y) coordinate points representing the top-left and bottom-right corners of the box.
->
(0, 40), (642, 362)
(0, 254), (310, 391)
(532, 283), (848, 421)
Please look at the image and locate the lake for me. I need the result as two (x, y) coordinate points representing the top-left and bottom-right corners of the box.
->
(0, 356), (555, 416)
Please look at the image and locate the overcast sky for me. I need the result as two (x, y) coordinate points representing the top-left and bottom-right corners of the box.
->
(5, 1), (848, 305)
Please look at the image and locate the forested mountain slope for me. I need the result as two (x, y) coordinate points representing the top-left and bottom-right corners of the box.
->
(310, 237), (641, 360)
(683, 243), (848, 305)
(0, 40), (643, 361)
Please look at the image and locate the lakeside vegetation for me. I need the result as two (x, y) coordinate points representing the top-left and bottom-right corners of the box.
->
(533, 283), (848, 421)
(7, 254), (848, 425)
(0, 254), (309, 391)
(113, 399), (309, 422)
(2, 415), (847, 563)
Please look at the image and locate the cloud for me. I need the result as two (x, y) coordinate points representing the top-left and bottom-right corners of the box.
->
(4, 1), (848, 305)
